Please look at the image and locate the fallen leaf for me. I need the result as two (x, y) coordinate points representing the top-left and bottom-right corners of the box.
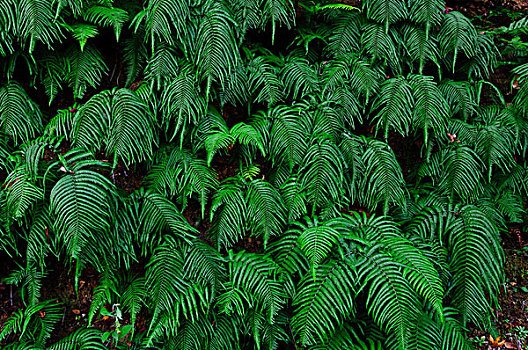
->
(503, 341), (516, 349)
(489, 335), (506, 347)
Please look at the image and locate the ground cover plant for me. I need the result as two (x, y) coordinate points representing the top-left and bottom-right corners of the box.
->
(0, 0), (527, 349)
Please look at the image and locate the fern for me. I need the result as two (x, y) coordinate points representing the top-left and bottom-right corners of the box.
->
(38, 52), (68, 105)
(194, 1), (239, 100)
(328, 11), (362, 56)
(66, 45), (108, 99)
(247, 54), (284, 106)
(299, 138), (345, 213)
(402, 25), (439, 74)
(0, 0), (62, 53)
(438, 12), (477, 73)
(84, 5), (129, 42)
(49, 152), (116, 268)
(439, 145), (484, 202)
(371, 76), (413, 140)
(145, 43), (180, 90)
(363, 0), (406, 33)
(291, 260), (356, 346)
(408, 0), (443, 40)
(0, 299), (62, 346)
(147, 147), (218, 217)
(63, 23), (99, 52)
(0, 1), (519, 349)
(73, 88), (157, 166)
(446, 206), (504, 327)
(47, 328), (106, 350)
(134, 0), (190, 51)
(0, 81), (42, 143)
(263, 0), (295, 44)
(281, 56), (320, 99)
(246, 179), (286, 245)
(409, 74), (449, 153)
(160, 67), (207, 143)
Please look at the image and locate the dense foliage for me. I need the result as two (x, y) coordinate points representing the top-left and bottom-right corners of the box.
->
(0, 0), (527, 349)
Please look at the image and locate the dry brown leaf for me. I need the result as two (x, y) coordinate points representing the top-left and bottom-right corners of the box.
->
(503, 341), (517, 349)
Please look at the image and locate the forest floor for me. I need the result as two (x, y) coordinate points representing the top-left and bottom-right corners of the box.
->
(1, 0), (528, 349)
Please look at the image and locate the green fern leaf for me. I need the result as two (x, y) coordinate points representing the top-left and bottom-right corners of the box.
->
(0, 81), (42, 143)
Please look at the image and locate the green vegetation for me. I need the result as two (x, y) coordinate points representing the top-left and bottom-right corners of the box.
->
(0, 0), (527, 349)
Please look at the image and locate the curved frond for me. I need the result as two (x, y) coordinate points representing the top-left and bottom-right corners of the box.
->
(299, 139), (345, 212)
(49, 156), (115, 262)
(194, 2), (239, 99)
(66, 45), (107, 99)
(246, 179), (286, 245)
(0, 81), (42, 143)
(446, 205), (504, 327)
(84, 5), (129, 42)
(134, 0), (189, 50)
(291, 261), (356, 346)
(74, 88), (157, 166)
(363, 0), (407, 32)
(371, 76), (413, 139)
(438, 12), (477, 72)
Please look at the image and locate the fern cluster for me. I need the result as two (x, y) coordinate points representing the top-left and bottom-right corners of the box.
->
(1, 0), (527, 349)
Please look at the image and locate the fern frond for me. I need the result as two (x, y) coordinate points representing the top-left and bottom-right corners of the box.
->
(5, 167), (44, 221)
(438, 12), (477, 72)
(194, 1), (239, 99)
(49, 155), (115, 264)
(409, 0), (444, 39)
(38, 52), (68, 105)
(210, 179), (247, 248)
(145, 43), (180, 90)
(409, 74), (449, 150)
(133, 189), (195, 251)
(219, 251), (286, 325)
(122, 30), (148, 87)
(438, 79), (476, 120)
(148, 147), (218, 217)
(247, 55), (284, 106)
(291, 260), (356, 346)
(402, 25), (440, 74)
(328, 12), (362, 56)
(281, 57), (320, 99)
(357, 136), (406, 215)
(263, 0), (295, 44)
(134, 0), (189, 50)
(66, 45), (107, 99)
(84, 5), (129, 42)
(358, 245), (420, 349)
(438, 145), (483, 202)
(363, 0), (406, 32)
(371, 76), (413, 140)
(294, 217), (342, 277)
(73, 88), (157, 166)
(120, 274), (145, 328)
(246, 179), (286, 246)
(446, 205), (504, 327)
(1, 0), (62, 53)
(160, 68), (206, 142)
(47, 328), (106, 350)
(259, 104), (309, 169)
(0, 81), (42, 143)
(299, 138), (345, 212)
(474, 120), (516, 182)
